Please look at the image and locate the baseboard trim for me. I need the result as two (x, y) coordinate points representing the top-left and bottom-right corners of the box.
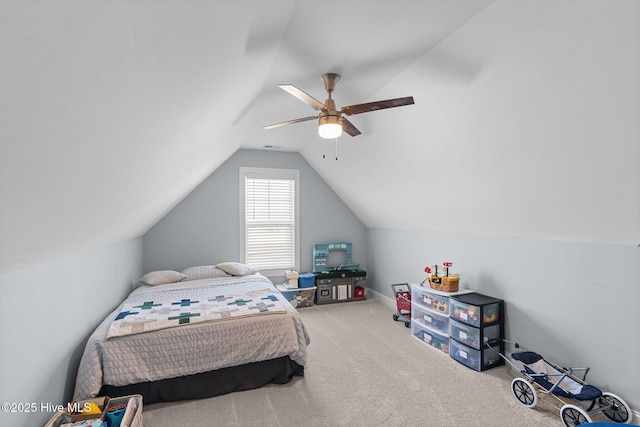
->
(367, 288), (397, 310)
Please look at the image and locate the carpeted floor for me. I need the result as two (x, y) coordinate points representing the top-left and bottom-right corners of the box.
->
(143, 299), (596, 426)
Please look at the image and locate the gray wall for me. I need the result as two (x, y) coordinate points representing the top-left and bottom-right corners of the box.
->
(0, 238), (143, 427)
(143, 149), (367, 275)
(367, 228), (640, 411)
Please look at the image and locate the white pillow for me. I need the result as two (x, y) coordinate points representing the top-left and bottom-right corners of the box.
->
(215, 262), (257, 276)
(138, 270), (186, 286)
(181, 265), (229, 281)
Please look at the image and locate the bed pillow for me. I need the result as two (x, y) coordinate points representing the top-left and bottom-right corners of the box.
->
(181, 265), (229, 281)
(215, 262), (257, 276)
(138, 270), (186, 286)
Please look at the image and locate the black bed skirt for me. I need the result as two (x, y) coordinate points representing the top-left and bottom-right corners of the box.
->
(99, 356), (304, 404)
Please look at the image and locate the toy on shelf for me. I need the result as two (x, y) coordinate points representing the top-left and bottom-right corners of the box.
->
(423, 261), (460, 292)
(284, 270), (299, 288)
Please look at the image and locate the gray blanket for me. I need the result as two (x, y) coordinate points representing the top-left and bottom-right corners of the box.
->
(73, 274), (310, 399)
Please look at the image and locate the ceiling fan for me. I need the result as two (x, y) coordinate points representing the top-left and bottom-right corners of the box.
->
(263, 73), (414, 139)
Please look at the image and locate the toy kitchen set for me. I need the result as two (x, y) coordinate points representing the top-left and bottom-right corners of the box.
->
(313, 242), (367, 305)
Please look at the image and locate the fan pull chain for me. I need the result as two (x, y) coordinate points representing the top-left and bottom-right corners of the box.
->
(321, 139), (339, 160)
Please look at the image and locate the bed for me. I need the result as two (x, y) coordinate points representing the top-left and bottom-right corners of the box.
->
(73, 264), (310, 404)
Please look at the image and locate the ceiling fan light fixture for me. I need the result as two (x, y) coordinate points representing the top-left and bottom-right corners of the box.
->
(318, 114), (342, 139)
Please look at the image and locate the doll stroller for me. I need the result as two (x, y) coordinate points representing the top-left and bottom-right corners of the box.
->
(391, 283), (411, 327)
(488, 339), (634, 426)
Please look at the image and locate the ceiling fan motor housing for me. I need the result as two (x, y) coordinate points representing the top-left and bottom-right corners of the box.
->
(319, 97), (340, 119)
(318, 110), (341, 125)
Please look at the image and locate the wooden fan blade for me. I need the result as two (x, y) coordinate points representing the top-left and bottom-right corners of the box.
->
(263, 115), (318, 130)
(342, 117), (361, 137)
(279, 84), (327, 111)
(341, 96), (415, 116)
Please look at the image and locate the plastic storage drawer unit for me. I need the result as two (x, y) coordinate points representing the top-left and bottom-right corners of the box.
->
(450, 339), (502, 371)
(448, 292), (504, 372)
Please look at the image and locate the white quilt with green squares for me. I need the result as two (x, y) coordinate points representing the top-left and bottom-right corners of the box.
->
(107, 288), (288, 338)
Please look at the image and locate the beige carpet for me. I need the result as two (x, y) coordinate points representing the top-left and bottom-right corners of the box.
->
(142, 299), (594, 426)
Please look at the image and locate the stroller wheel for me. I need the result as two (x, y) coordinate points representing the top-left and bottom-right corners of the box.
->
(404, 321), (411, 328)
(599, 392), (633, 424)
(393, 314), (399, 321)
(560, 404), (592, 427)
(511, 378), (537, 408)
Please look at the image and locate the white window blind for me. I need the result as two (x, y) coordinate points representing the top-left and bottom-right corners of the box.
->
(240, 168), (299, 274)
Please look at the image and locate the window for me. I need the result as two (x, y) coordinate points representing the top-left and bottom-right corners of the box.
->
(239, 167), (300, 276)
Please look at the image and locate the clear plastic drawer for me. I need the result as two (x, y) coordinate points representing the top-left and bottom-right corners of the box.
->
(411, 302), (449, 335)
(450, 297), (500, 327)
(449, 319), (501, 350)
(411, 286), (449, 314)
(412, 322), (450, 355)
(450, 339), (501, 371)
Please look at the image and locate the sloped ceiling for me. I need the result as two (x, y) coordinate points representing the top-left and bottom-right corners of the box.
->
(1, 0), (638, 273)
(301, 1), (640, 247)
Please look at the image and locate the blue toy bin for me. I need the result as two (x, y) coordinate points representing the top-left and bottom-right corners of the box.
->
(299, 273), (315, 288)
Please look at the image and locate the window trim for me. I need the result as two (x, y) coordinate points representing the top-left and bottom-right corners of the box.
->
(239, 167), (300, 277)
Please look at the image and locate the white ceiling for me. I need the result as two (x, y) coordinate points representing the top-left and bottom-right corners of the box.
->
(1, 0), (638, 273)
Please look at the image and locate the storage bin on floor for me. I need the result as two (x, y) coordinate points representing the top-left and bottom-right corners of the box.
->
(277, 284), (316, 308)
(44, 394), (143, 427)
